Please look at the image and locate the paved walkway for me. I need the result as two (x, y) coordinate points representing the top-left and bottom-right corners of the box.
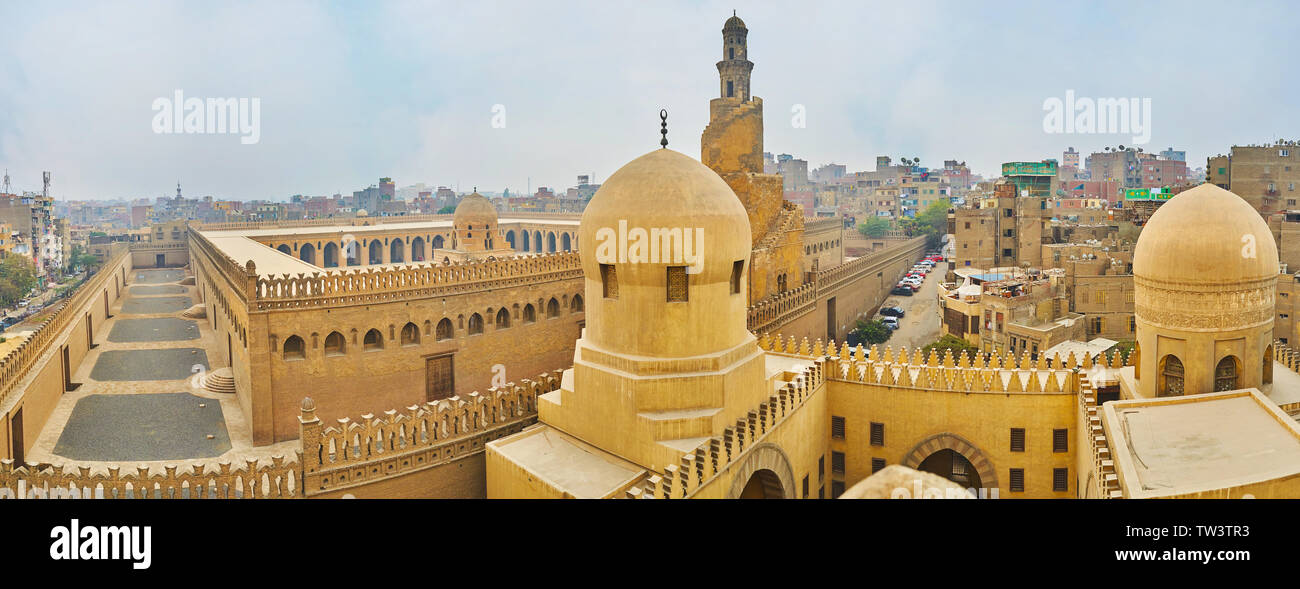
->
(27, 267), (298, 473)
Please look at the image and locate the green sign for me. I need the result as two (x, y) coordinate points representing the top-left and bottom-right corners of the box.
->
(1001, 161), (1057, 176)
(1125, 187), (1172, 200)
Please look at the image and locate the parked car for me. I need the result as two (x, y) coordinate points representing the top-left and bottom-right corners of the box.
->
(17, 300), (28, 308)
(880, 316), (900, 330)
(879, 306), (905, 318)
(890, 285), (914, 296)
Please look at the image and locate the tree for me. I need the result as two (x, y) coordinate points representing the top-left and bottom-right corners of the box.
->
(1104, 340), (1136, 363)
(857, 217), (891, 238)
(922, 334), (979, 363)
(849, 319), (892, 347)
(911, 200), (950, 249)
(437, 205), (456, 214)
(0, 255), (37, 308)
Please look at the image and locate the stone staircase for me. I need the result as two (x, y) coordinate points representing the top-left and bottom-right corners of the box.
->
(203, 367), (235, 395)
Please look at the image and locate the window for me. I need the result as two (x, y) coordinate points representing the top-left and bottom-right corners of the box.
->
(547, 298), (560, 318)
(831, 416), (846, 439)
(1214, 356), (1238, 391)
(283, 335), (305, 360)
(600, 264), (618, 298)
(401, 322), (419, 346)
(667, 266), (689, 302)
(731, 260), (744, 294)
(871, 458), (885, 474)
(1010, 428), (1026, 452)
(869, 422), (884, 446)
(818, 456), (825, 483)
(467, 313), (484, 335)
(831, 451), (845, 475)
(571, 294), (584, 312)
(1161, 355), (1184, 396)
(1053, 429), (1068, 453)
(363, 329), (383, 351)
(495, 308), (510, 329)
(436, 318), (453, 340)
(831, 480), (845, 498)
(1009, 468), (1025, 493)
(802, 475), (809, 498)
(1053, 468), (1068, 492)
(324, 331), (345, 356)
(726, 80), (734, 97)
(522, 304), (536, 324)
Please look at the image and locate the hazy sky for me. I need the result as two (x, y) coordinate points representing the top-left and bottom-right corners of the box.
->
(1, 0), (1297, 200)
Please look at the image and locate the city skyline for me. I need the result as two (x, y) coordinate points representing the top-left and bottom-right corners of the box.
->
(2, 0), (1297, 200)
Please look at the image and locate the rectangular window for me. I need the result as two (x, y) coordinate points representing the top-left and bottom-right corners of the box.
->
(600, 264), (618, 298)
(870, 422), (884, 446)
(1053, 429), (1068, 453)
(831, 451), (845, 475)
(666, 266), (688, 302)
(1010, 428), (1026, 452)
(819, 456), (825, 483)
(831, 416), (846, 439)
(1010, 468), (1025, 493)
(832, 480), (845, 498)
(871, 458), (886, 474)
(802, 475), (809, 498)
(731, 260), (744, 294)
(1053, 468), (1068, 492)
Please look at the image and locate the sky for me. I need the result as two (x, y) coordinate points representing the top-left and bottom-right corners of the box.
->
(0, 0), (1297, 201)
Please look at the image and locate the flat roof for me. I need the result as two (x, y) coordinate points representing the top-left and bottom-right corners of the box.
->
(204, 235), (322, 276)
(1103, 389), (1300, 498)
(488, 425), (645, 499)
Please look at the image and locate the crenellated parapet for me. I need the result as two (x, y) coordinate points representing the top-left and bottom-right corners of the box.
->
(298, 370), (563, 495)
(0, 454), (302, 499)
(253, 251), (583, 310)
(624, 358), (825, 499)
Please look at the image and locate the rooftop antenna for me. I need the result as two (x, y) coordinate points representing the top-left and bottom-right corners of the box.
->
(42, 171), (50, 199)
(660, 109), (669, 149)
(2, 169), (9, 194)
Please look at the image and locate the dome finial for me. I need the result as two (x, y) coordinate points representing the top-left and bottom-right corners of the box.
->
(659, 109), (668, 149)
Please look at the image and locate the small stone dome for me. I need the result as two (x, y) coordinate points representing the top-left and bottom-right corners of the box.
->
(579, 149), (752, 357)
(1133, 183), (1277, 285)
(355, 209), (369, 217)
(454, 192), (498, 226)
(724, 14), (746, 30)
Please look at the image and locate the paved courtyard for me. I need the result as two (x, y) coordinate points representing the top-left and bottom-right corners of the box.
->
(107, 317), (201, 343)
(26, 266), (298, 472)
(53, 392), (231, 461)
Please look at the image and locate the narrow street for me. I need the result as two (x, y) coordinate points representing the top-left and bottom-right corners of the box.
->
(878, 261), (945, 351)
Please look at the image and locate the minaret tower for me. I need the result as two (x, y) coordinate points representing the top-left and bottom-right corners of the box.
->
(717, 12), (753, 101)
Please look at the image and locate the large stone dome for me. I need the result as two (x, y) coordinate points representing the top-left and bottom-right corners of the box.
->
(453, 192), (497, 226)
(579, 148), (752, 357)
(1133, 183), (1277, 286)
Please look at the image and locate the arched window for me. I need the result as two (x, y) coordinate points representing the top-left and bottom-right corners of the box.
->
(1214, 356), (1239, 392)
(436, 318), (453, 341)
(324, 331), (345, 356)
(300, 243), (316, 265)
(368, 240), (383, 264)
(323, 242), (339, 268)
(571, 294), (584, 312)
(390, 238), (405, 263)
(562, 233), (571, 251)
(364, 328), (383, 351)
(401, 322), (419, 346)
(283, 335), (305, 360)
(522, 231), (530, 252)
(277, 244), (292, 255)
(523, 304), (536, 324)
(496, 308), (510, 328)
(547, 298), (560, 318)
(432, 235), (445, 249)
(1160, 355), (1184, 397)
(1264, 344), (1274, 385)
(468, 313), (484, 335)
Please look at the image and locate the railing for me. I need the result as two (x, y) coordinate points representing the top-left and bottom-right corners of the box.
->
(0, 454), (302, 498)
(298, 370), (563, 495)
(0, 243), (130, 410)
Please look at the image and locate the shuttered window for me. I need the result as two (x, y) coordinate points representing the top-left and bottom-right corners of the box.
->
(1010, 428), (1026, 452)
(1053, 468), (1068, 492)
(1053, 429), (1068, 453)
(831, 451), (845, 475)
(871, 458), (886, 474)
(666, 266), (688, 302)
(870, 422), (884, 446)
(1010, 468), (1025, 493)
(831, 416), (846, 439)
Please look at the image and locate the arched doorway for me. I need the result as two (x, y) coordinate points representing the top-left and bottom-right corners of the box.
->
(411, 236), (426, 261)
(521, 231), (530, 252)
(432, 235), (445, 249)
(506, 230), (516, 249)
(323, 242), (339, 268)
(561, 233), (571, 251)
(900, 433), (998, 492)
(300, 243), (316, 265)
(390, 238), (405, 263)
(547, 232), (557, 252)
(916, 449), (982, 489)
(344, 240), (359, 266)
(276, 244), (291, 255)
(534, 231), (543, 252)
(739, 469), (784, 499)
(1264, 344), (1274, 385)
(368, 240), (383, 265)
